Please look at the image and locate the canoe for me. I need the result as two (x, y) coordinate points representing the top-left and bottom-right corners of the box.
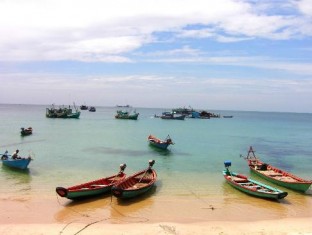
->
(223, 161), (288, 200)
(148, 135), (174, 150)
(112, 160), (157, 199)
(56, 164), (127, 200)
(21, 127), (33, 136)
(1, 156), (32, 170)
(244, 146), (312, 192)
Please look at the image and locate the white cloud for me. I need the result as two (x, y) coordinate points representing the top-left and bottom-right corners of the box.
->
(0, 0), (310, 62)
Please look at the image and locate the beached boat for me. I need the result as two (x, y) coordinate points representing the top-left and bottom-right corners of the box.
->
(112, 160), (157, 199)
(148, 135), (174, 150)
(223, 161), (288, 200)
(46, 104), (80, 119)
(244, 146), (312, 192)
(1, 152), (32, 170)
(21, 127), (33, 136)
(89, 106), (96, 112)
(115, 110), (139, 120)
(160, 112), (185, 120)
(55, 164), (127, 200)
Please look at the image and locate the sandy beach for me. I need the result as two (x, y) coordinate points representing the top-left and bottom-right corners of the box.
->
(1, 193), (312, 235)
(0, 218), (312, 235)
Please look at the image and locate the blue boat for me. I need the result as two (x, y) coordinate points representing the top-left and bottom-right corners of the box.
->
(1, 155), (32, 170)
(148, 135), (174, 150)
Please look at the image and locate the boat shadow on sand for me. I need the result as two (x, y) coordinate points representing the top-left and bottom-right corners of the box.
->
(55, 187), (157, 223)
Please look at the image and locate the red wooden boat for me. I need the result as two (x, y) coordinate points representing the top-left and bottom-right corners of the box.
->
(112, 160), (157, 199)
(56, 164), (126, 200)
(148, 135), (174, 150)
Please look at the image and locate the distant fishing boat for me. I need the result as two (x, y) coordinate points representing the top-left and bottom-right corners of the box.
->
(115, 110), (139, 120)
(112, 160), (157, 199)
(56, 164), (127, 200)
(80, 104), (88, 110)
(89, 106), (96, 112)
(148, 135), (174, 150)
(244, 146), (312, 192)
(223, 161), (288, 200)
(46, 104), (80, 119)
(116, 105), (131, 108)
(160, 112), (185, 120)
(21, 127), (33, 136)
(1, 151), (32, 170)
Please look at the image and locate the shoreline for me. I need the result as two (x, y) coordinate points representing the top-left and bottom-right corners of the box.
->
(0, 218), (312, 234)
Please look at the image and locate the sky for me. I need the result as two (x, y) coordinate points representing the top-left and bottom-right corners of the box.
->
(0, 0), (312, 112)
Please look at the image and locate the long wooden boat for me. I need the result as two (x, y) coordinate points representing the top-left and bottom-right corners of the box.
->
(1, 153), (32, 170)
(112, 160), (157, 199)
(244, 146), (312, 192)
(223, 161), (288, 200)
(115, 110), (139, 120)
(56, 164), (127, 200)
(148, 135), (174, 150)
(21, 127), (33, 136)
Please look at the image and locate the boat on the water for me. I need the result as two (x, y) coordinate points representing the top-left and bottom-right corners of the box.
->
(80, 105), (88, 110)
(115, 110), (139, 120)
(112, 160), (157, 199)
(148, 135), (174, 150)
(1, 151), (32, 170)
(223, 161), (288, 200)
(56, 164), (127, 200)
(89, 106), (96, 112)
(46, 104), (80, 119)
(21, 127), (33, 136)
(160, 112), (185, 120)
(244, 146), (312, 192)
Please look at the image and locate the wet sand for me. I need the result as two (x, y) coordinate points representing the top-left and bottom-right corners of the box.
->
(1, 190), (312, 234)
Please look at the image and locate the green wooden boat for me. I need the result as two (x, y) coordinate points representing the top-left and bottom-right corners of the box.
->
(115, 110), (139, 120)
(112, 160), (157, 199)
(56, 164), (126, 200)
(46, 104), (80, 119)
(244, 146), (312, 192)
(223, 161), (288, 200)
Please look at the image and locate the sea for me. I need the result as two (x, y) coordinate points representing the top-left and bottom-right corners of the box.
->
(0, 104), (311, 224)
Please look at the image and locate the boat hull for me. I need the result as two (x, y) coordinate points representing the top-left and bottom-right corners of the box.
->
(115, 113), (139, 120)
(2, 158), (31, 170)
(112, 184), (154, 199)
(149, 141), (170, 150)
(56, 172), (126, 200)
(112, 168), (157, 199)
(56, 186), (113, 200)
(250, 168), (312, 192)
(223, 170), (288, 200)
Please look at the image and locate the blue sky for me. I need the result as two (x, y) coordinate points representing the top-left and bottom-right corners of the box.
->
(0, 0), (312, 112)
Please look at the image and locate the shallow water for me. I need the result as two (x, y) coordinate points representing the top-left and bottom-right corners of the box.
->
(0, 104), (311, 223)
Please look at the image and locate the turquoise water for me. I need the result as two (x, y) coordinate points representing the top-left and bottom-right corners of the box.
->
(0, 104), (311, 223)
